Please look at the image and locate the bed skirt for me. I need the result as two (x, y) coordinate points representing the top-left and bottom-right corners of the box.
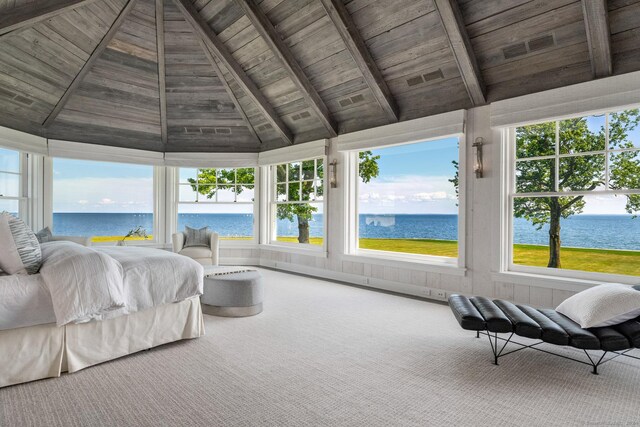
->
(0, 297), (204, 388)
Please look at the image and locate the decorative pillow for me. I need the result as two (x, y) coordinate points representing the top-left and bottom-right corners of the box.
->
(0, 212), (42, 274)
(35, 227), (53, 243)
(183, 226), (210, 248)
(556, 283), (640, 328)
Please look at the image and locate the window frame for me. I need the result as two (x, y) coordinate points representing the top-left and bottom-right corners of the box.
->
(503, 109), (640, 282)
(343, 135), (466, 269)
(0, 147), (28, 222)
(174, 166), (259, 245)
(46, 157), (159, 245)
(264, 156), (327, 253)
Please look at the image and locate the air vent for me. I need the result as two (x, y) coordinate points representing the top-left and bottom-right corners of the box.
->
(339, 94), (366, 108)
(423, 69), (444, 82)
(184, 127), (201, 134)
(528, 34), (555, 52)
(351, 94), (365, 103)
(291, 110), (312, 121)
(14, 95), (34, 106)
(407, 75), (425, 87)
(257, 123), (273, 132)
(215, 128), (231, 134)
(503, 42), (528, 59)
(0, 87), (14, 99)
(339, 98), (353, 107)
(201, 127), (216, 134)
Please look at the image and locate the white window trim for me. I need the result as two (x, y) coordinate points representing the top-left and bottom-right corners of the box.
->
(0, 149), (29, 223)
(501, 112), (640, 284)
(341, 135), (466, 269)
(260, 155), (328, 256)
(174, 166), (259, 247)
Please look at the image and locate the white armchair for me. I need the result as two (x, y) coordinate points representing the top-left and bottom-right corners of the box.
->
(172, 231), (219, 266)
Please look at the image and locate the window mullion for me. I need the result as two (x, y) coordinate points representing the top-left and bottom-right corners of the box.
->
(555, 120), (560, 192)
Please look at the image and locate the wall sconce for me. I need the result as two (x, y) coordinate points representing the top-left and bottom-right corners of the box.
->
(329, 159), (337, 188)
(472, 137), (484, 178)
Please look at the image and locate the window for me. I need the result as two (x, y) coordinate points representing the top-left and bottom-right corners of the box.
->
(177, 167), (256, 241)
(269, 158), (324, 246)
(0, 147), (25, 218)
(52, 159), (155, 242)
(509, 109), (640, 277)
(354, 138), (460, 260)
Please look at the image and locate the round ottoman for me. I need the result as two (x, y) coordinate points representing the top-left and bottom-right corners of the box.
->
(201, 270), (263, 317)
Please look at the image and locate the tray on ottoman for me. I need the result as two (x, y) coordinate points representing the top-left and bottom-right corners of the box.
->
(202, 267), (263, 317)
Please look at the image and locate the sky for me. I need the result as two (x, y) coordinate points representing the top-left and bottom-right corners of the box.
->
(50, 132), (636, 215)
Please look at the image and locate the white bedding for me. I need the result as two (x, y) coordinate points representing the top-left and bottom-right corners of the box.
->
(0, 242), (204, 330)
(0, 273), (56, 330)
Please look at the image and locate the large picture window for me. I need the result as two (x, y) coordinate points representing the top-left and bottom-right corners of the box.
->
(510, 109), (640, 277)
(177, 167), (255, 240)
(269, 158), (324, 246)
(52, 158), (155, 242)
(355, 138), (459, 259)
(0, 147), (23, 218)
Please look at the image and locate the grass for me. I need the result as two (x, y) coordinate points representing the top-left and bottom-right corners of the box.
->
(93, 235), (639, 276)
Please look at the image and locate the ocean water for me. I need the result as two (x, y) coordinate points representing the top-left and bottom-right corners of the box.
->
(52, 213), (640, 250)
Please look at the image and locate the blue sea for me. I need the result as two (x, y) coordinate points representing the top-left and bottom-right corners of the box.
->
(52, 213), (640, 250)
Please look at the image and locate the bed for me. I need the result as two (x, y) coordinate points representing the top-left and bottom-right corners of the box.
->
(0, 242), (205, 388)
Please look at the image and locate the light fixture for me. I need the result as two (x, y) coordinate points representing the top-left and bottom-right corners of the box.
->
(473, 137), (484, 178)
(329, 159), (337, 188)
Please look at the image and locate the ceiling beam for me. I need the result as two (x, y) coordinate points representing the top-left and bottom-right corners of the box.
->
(156, 0), (168, 147)
(197, 39), (262, 145)
(433, 0), (486, 106)
(582, 0), (612, 78)
(318, 0), (399, 123)
(0, 0), (97, 37)
(43, 0), (138, 128)
(237, 0), (338, 138)
(173, 0), (294, 145)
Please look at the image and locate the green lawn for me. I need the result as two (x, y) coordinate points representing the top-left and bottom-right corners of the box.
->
(95, 235), (638, 276)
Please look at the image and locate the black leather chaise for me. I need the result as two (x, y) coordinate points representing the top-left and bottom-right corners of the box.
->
(449, 294), (640, 374)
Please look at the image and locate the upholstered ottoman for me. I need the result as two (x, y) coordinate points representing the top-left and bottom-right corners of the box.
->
(201, 267), (263, 317)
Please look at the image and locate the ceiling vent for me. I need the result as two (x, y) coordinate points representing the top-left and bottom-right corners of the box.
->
(0, 87), (14, 99)
(406, 69), (444, 87)
(528, 34), (555, 52)
(257, 123), (272, 132)
(503, 42), (528, 59)
(339, 93), (366, 107)
(201, 127), (216, 134)
(502, 34), (556, 60)
(215, 127), (231, 134)
(291, 110), (312, 121)
(184, 127), (201, 134)
(0, 88), (34, 106)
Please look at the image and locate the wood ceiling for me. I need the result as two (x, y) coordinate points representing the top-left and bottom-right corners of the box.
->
(0, 0), (639, 152)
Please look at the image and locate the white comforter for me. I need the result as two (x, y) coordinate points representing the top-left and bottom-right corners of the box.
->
(31, 242), (203, 327)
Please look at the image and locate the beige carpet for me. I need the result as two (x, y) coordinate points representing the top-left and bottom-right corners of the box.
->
(2, 269), (640, 426)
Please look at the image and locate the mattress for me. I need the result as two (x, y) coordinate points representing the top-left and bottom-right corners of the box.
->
(0, 273), (56, 330)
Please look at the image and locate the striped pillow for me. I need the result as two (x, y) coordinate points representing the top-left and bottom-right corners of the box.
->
(184, 226), (210, 248)
(0, 212), (42, 274)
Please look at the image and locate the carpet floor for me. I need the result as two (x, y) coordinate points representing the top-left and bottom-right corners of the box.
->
(2, 268), (640, 426)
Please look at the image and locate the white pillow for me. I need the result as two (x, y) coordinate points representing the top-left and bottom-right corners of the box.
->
(556, 283), (640, 328)
(0, 212), (42, 274)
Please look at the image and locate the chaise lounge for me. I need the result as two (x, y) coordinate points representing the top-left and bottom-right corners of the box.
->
(449, 292), (640, 375)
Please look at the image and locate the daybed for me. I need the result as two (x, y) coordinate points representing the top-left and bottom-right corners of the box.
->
(449, 293), (640, 375)
(0, 241), (205, 388)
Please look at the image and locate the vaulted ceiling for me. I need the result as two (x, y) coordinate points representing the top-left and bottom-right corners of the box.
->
(0, 0), (639, 152)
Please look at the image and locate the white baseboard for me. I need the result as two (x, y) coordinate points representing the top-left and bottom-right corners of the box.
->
(220, 257), (260, 266)
(259, 258), (449, 302)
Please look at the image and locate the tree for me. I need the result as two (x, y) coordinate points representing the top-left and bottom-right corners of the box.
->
(515, 110), (640, 268)
(189, 152), (380, 244)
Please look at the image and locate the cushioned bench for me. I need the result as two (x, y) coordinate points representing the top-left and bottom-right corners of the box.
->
(449, 294), (640, 374)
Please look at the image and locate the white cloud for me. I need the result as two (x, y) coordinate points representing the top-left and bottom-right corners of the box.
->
(53, 177), (154, 213)
(99, 198), (115, 205)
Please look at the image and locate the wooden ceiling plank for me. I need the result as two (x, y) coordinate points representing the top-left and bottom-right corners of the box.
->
(173, 0), (294, 145)
(156, 0), (167, 146)
(237, 0), (338, 138)
(433, 0), (486, 106)
(0, 0), (98, 37)
(43, 0), (139, 127)
(197, 37), (262, 144)
(582, 0), (612, 78)
(318, 0), (399, 123)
